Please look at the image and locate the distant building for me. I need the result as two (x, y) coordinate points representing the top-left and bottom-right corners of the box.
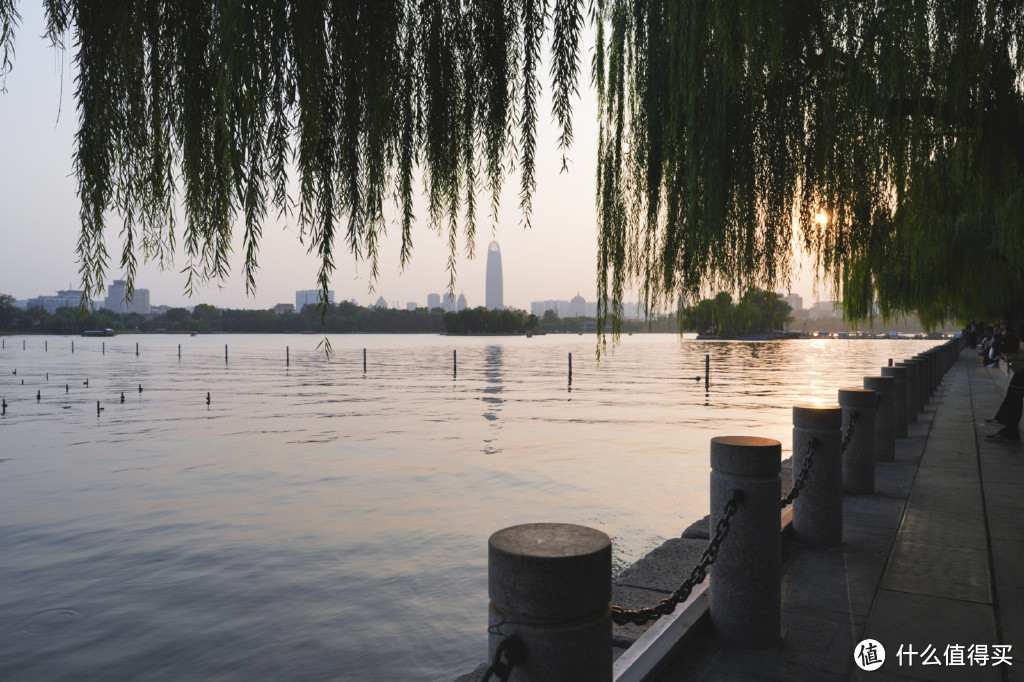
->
(778, 293), (803, 311)
(273, 303), (295, 315)
(296, 289), (335, 311)
(21, 289), (86, 315)
(103, 281), (150, 315)
(457, 293), (467, 311)
(427, 293), (441, 310)
(532, 297), (638, 320)
(374, 296), (388, 309)
(442, 293), (457, 312)
(569, 294), (586, 318)
(406, 302), (418, 311)
(812, 300), (841, 317)
(150, 305), (170, 316)
(486, 241), (503, 310)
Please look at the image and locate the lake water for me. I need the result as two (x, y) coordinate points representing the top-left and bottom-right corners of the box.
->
(0, 333), (941, 680)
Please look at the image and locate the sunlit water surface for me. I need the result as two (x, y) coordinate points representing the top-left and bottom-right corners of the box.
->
(0, 334), (940, 680)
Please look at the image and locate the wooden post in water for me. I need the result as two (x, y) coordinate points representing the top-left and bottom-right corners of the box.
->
(453, 349), (457, 378)
(286, 346), (290, 367)
(178, 344), (181, 359)
(705, 354), (710, 388)
(45, 340), (48, 352)
(71, 341), (74, 353)
(225, 344), (228, 364)
(136, 342), (139, 356)
(568, 352), (573, 385)
(102, 342), (105, 355)
(23, 340), (25, 350)
(888, 358), (893, 367)
(363, 348), (367, 374)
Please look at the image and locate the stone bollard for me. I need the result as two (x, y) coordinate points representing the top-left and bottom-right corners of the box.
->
(863, 376), (895, 462)
(839, 388), (877, 494)
(904, 358), (927, 414)
(792, 405), (843, 548)
(488, 523), (611, 681)
(881, 366), (909, 438)
(894, 361), (918, 423)
(710, 436), (781, 649)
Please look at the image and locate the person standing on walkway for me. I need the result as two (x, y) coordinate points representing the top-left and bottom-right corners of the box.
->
(987, 324), (1024, 443)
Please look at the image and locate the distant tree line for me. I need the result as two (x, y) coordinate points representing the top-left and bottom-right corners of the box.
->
(2, 293), (702, 336)
(443, 307), (537, 334)
(681, 290), (793, 337)
(534, 309), (678, 334)
(0, 295), (447, 334)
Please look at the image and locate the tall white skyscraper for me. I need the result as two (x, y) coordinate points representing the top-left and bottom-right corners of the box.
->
(485, 241), (503, 310)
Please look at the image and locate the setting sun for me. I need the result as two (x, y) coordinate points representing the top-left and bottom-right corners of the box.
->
(814, 211), (829, 227)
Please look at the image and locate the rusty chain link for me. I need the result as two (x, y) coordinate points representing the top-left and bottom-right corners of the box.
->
(480, 634), (526, 682)
(781, 437), (819, 509)
(609, 489), (745, 626)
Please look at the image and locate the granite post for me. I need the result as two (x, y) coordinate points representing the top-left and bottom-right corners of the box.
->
(894, 361), (918, 423)
(710, 436), (781, 649)
(838, 388), (877, 494)
(863, 376), (895, 462)
(792, 405), (843, 548)
(488, 523), (612, 681)
(881, 366), (909, 438)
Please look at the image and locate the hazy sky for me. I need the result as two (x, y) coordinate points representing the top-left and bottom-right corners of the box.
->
(0, 6), (826, 311)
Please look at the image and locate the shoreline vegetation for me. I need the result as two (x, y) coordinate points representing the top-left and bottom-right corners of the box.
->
(1, 291), (953, 339)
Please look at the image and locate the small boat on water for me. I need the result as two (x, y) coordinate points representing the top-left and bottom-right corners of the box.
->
(190, 331), (197, 337)
(81, 329), (116, 337)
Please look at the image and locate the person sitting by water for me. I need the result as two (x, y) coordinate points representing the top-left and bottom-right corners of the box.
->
(984, 323), (1019, 367)
(979, 326), (995, 357)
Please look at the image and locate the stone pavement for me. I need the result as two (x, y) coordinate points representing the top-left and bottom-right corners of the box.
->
(655, 350), (1023, 681)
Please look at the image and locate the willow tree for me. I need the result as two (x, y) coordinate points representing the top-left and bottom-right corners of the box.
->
(2, 2), (1023, 328)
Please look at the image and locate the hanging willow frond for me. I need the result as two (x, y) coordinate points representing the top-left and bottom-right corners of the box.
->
(2, 1), (1023, 327)
(2, 0), (585, 311)
(592, 0), (1024, 328)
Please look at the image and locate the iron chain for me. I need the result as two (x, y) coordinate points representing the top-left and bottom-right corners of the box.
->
(609, 489), (745, 626)
(840, 411), (859, 455)
(781, 437), (818, 508)
(481, 635), (526, 682)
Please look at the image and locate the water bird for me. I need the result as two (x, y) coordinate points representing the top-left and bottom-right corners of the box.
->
(120, 392), (125, 404)
(206, 392), (211, 405)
